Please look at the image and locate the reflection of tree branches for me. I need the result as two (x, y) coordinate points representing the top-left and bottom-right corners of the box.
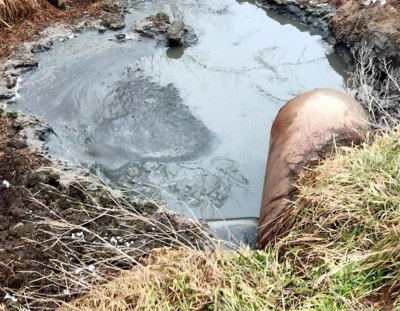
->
(254, 49), (283, 76)
(282, 56), (326, 66)
(107, 158), (249, 211)
(216, 167), (248, 190)
(174, 162), (230, 208)
(255, 85), (288, 104)
(297, 46), (307, 63)
(184, 55), (285, 80)
(178, 159), (248, 189)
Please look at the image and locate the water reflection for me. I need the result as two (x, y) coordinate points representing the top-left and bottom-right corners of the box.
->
(102, 157), (249, 219)
(13, 0), (348, 226)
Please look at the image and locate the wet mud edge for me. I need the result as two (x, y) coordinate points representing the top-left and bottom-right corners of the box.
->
(0, 0), (126, 103)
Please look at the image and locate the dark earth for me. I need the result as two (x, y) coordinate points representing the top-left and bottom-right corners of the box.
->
(0, 110), (210, 310)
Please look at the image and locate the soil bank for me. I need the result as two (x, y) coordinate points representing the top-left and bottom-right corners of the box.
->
(262, 0), (400, 74)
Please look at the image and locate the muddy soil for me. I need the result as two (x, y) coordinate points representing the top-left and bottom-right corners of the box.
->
(0, 0), (127, 102)
(263, 0), (400, 73)
(135, 12), (198, 46)
(0, 111), (209, 310)
(0, 0), (127, 59)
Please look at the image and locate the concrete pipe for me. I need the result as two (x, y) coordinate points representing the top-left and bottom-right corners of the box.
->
(256, 88), (370, 249)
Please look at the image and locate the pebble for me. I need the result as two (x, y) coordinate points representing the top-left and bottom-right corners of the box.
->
(2, 180), (10, 188)
(115, 33), (126, 40)
(72, 231), (85, 240)
(74, 268), (82, 275)
(4, 293), (18, 302)
(98, 26), (106, 33)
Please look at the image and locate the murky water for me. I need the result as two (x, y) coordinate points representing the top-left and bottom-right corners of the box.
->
(13, 0), (347, 225)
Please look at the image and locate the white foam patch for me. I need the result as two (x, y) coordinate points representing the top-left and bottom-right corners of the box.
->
(14, 77), (22, 99)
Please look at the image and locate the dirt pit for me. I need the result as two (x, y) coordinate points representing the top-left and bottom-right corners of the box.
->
(0, 110), (211, 310)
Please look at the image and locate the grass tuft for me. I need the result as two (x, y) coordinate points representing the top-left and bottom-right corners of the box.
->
(61, 246), (289, 311)
(0, 0), (39, 27)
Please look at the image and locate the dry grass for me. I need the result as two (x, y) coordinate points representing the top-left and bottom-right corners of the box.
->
(281, 126), (400, 309)
(0, 0), (103, 59)
(60, 247), (283, 311)
(0, 0), (39, 27)
(347, 46), (400, 126)
(26, 167), (216, 306)
(0, 142), (216, 310)
(58, 125), (400, 311)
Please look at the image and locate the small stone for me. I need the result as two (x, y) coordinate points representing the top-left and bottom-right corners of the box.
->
(98, 26), (107, 33)
(2, 180), (10, 188)
(7, 138), (28, 149)
(4, 293), (18, 302)
(280, 288), (292, 295)
(74, 268), (82, 274)
(62, 289), (70, 295)
(115, 33), (126, 40)
(111, 22), (124, 29)
(0, 89), (15, 100)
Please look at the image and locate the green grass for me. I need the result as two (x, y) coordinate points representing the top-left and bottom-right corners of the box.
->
(61, 126), (400, 311)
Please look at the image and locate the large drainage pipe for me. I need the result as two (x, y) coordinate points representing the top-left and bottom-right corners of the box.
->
(256, 88), (370, 249)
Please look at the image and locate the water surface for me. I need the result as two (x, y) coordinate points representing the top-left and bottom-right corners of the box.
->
(14, 0), (347, 223)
